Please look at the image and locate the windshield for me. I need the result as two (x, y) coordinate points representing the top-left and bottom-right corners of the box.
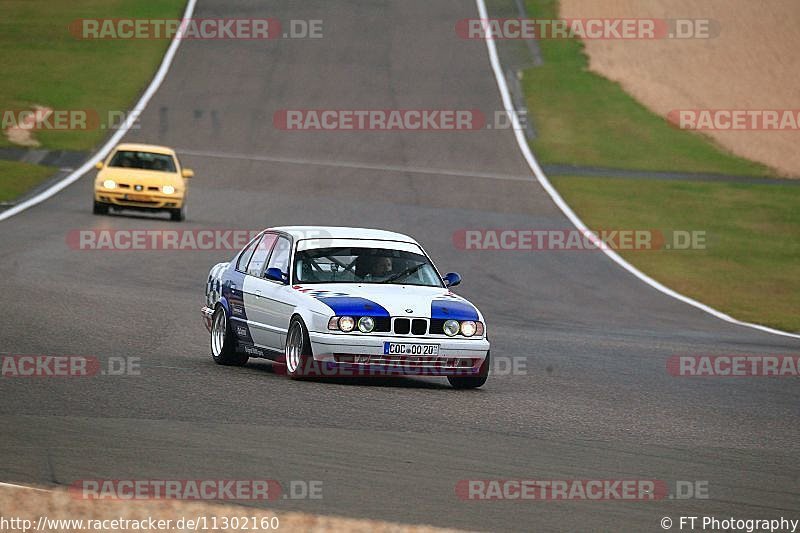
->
(109, 150), (177, 172)
(295, 247), (443, 287)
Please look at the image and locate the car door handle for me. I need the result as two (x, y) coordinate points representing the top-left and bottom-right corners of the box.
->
(255, 290), (263, 297)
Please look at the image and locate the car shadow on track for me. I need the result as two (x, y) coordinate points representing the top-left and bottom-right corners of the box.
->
(244, 360), (453, 389)
(95, 210), (174, 222)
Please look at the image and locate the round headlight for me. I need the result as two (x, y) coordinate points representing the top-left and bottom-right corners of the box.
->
(460, 321), (477, 337)
(162, 185), (175, 194)
(339, 316), (355, 332)
(102, 179), (116, 189)
(358, 316), (375, 333)
(443, 319), (460, 337)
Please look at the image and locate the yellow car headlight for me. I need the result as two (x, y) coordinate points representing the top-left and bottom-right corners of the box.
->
(162, 185), (175, 194)
(102, 179), (116, 189)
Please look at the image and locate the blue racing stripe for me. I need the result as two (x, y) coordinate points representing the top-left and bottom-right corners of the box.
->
(431, 299), (479, 321)
(221, 266), (251, 342)
(316, 296), (390, 317)
(222, 268), (247, 319)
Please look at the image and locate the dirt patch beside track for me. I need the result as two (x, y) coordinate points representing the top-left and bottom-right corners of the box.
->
(0, 485), (463, 533)
(559, 0), (800, 177)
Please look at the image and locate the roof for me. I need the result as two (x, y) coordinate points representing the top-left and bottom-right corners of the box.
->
(270, 226), (419, 244)
(113, 143), (176, 155)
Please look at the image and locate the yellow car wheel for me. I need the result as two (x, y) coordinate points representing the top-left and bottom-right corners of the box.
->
(169, 203), (186, 222)
(93, 201), (109, 216)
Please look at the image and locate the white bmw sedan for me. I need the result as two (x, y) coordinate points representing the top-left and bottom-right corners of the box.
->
(202, 226), (490, 388)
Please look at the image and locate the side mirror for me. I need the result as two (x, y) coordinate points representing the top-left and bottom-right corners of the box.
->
(95, 162), (104, 170)
(182, 169), (194, 178)
(443, 272), (462, 287)
(265, 267), (288, 284)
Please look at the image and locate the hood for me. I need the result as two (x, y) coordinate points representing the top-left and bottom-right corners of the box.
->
(293, 283), (480, 321)
(98, 166), (182, 186)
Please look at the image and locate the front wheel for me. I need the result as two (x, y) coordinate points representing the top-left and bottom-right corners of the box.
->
(284, 317), (317, 379)
(170, 204), (186, 222)
(210, 307), (248, 366)
(448, 351), (490, 389)
(93, 201), (109, 215)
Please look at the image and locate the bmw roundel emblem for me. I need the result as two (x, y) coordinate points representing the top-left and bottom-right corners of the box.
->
(134, 184), (143, 191)
(405, 308), (413, 314)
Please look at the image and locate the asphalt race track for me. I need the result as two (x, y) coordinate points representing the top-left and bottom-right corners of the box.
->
(1, 1), (798, 531)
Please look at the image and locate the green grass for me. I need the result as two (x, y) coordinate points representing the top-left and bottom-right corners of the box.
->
(0, 0), (185, 151)
(552, 176), (800, 332)
(0, 160), (57, 202)
(522, 0), (774, 177)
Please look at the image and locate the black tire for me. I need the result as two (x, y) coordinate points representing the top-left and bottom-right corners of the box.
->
(93, 201), (109, 215)
(284, 317), (317, 379)
(448, 351), (490, 389)
(170, 204), (186, 222)
(210, 307), (248, 366)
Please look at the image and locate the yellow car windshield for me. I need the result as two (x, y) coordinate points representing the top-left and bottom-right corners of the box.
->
(109, 150), (176, 173)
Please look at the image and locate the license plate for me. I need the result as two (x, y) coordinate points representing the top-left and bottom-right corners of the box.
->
(384, 342), (439, 356)
(125, 194), (150, 201)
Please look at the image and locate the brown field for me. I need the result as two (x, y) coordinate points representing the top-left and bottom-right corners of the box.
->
(559, 0), (800, 177)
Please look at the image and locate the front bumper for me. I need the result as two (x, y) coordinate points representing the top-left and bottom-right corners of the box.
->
(308, 330), (490, 376)
(95, 189), (184, 210)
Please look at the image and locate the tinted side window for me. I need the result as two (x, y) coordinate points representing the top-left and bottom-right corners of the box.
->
(247, 234), (277, 277)
(236, 236), (261, 272)
(266, 237), (291, 277)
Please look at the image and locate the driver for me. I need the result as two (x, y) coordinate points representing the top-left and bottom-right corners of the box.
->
(369, 256), (393, 277)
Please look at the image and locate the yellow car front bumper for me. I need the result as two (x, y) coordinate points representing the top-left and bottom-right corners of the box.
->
(94, 188), (185, 210)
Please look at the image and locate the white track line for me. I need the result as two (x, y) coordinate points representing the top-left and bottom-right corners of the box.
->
(0, 481), (50, 492)
(0, 0), (198, 222)
(178, 148), (533, 182)
(474, 0), (800, 340)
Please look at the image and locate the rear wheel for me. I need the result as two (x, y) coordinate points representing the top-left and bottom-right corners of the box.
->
(210, 307), (248, 366)
(284, 317), (317, 379)
(448, 351), (490, 389)
(93, 201), (109, 215)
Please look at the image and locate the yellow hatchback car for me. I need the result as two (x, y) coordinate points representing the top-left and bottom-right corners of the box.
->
(93, 143), (194, 221)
